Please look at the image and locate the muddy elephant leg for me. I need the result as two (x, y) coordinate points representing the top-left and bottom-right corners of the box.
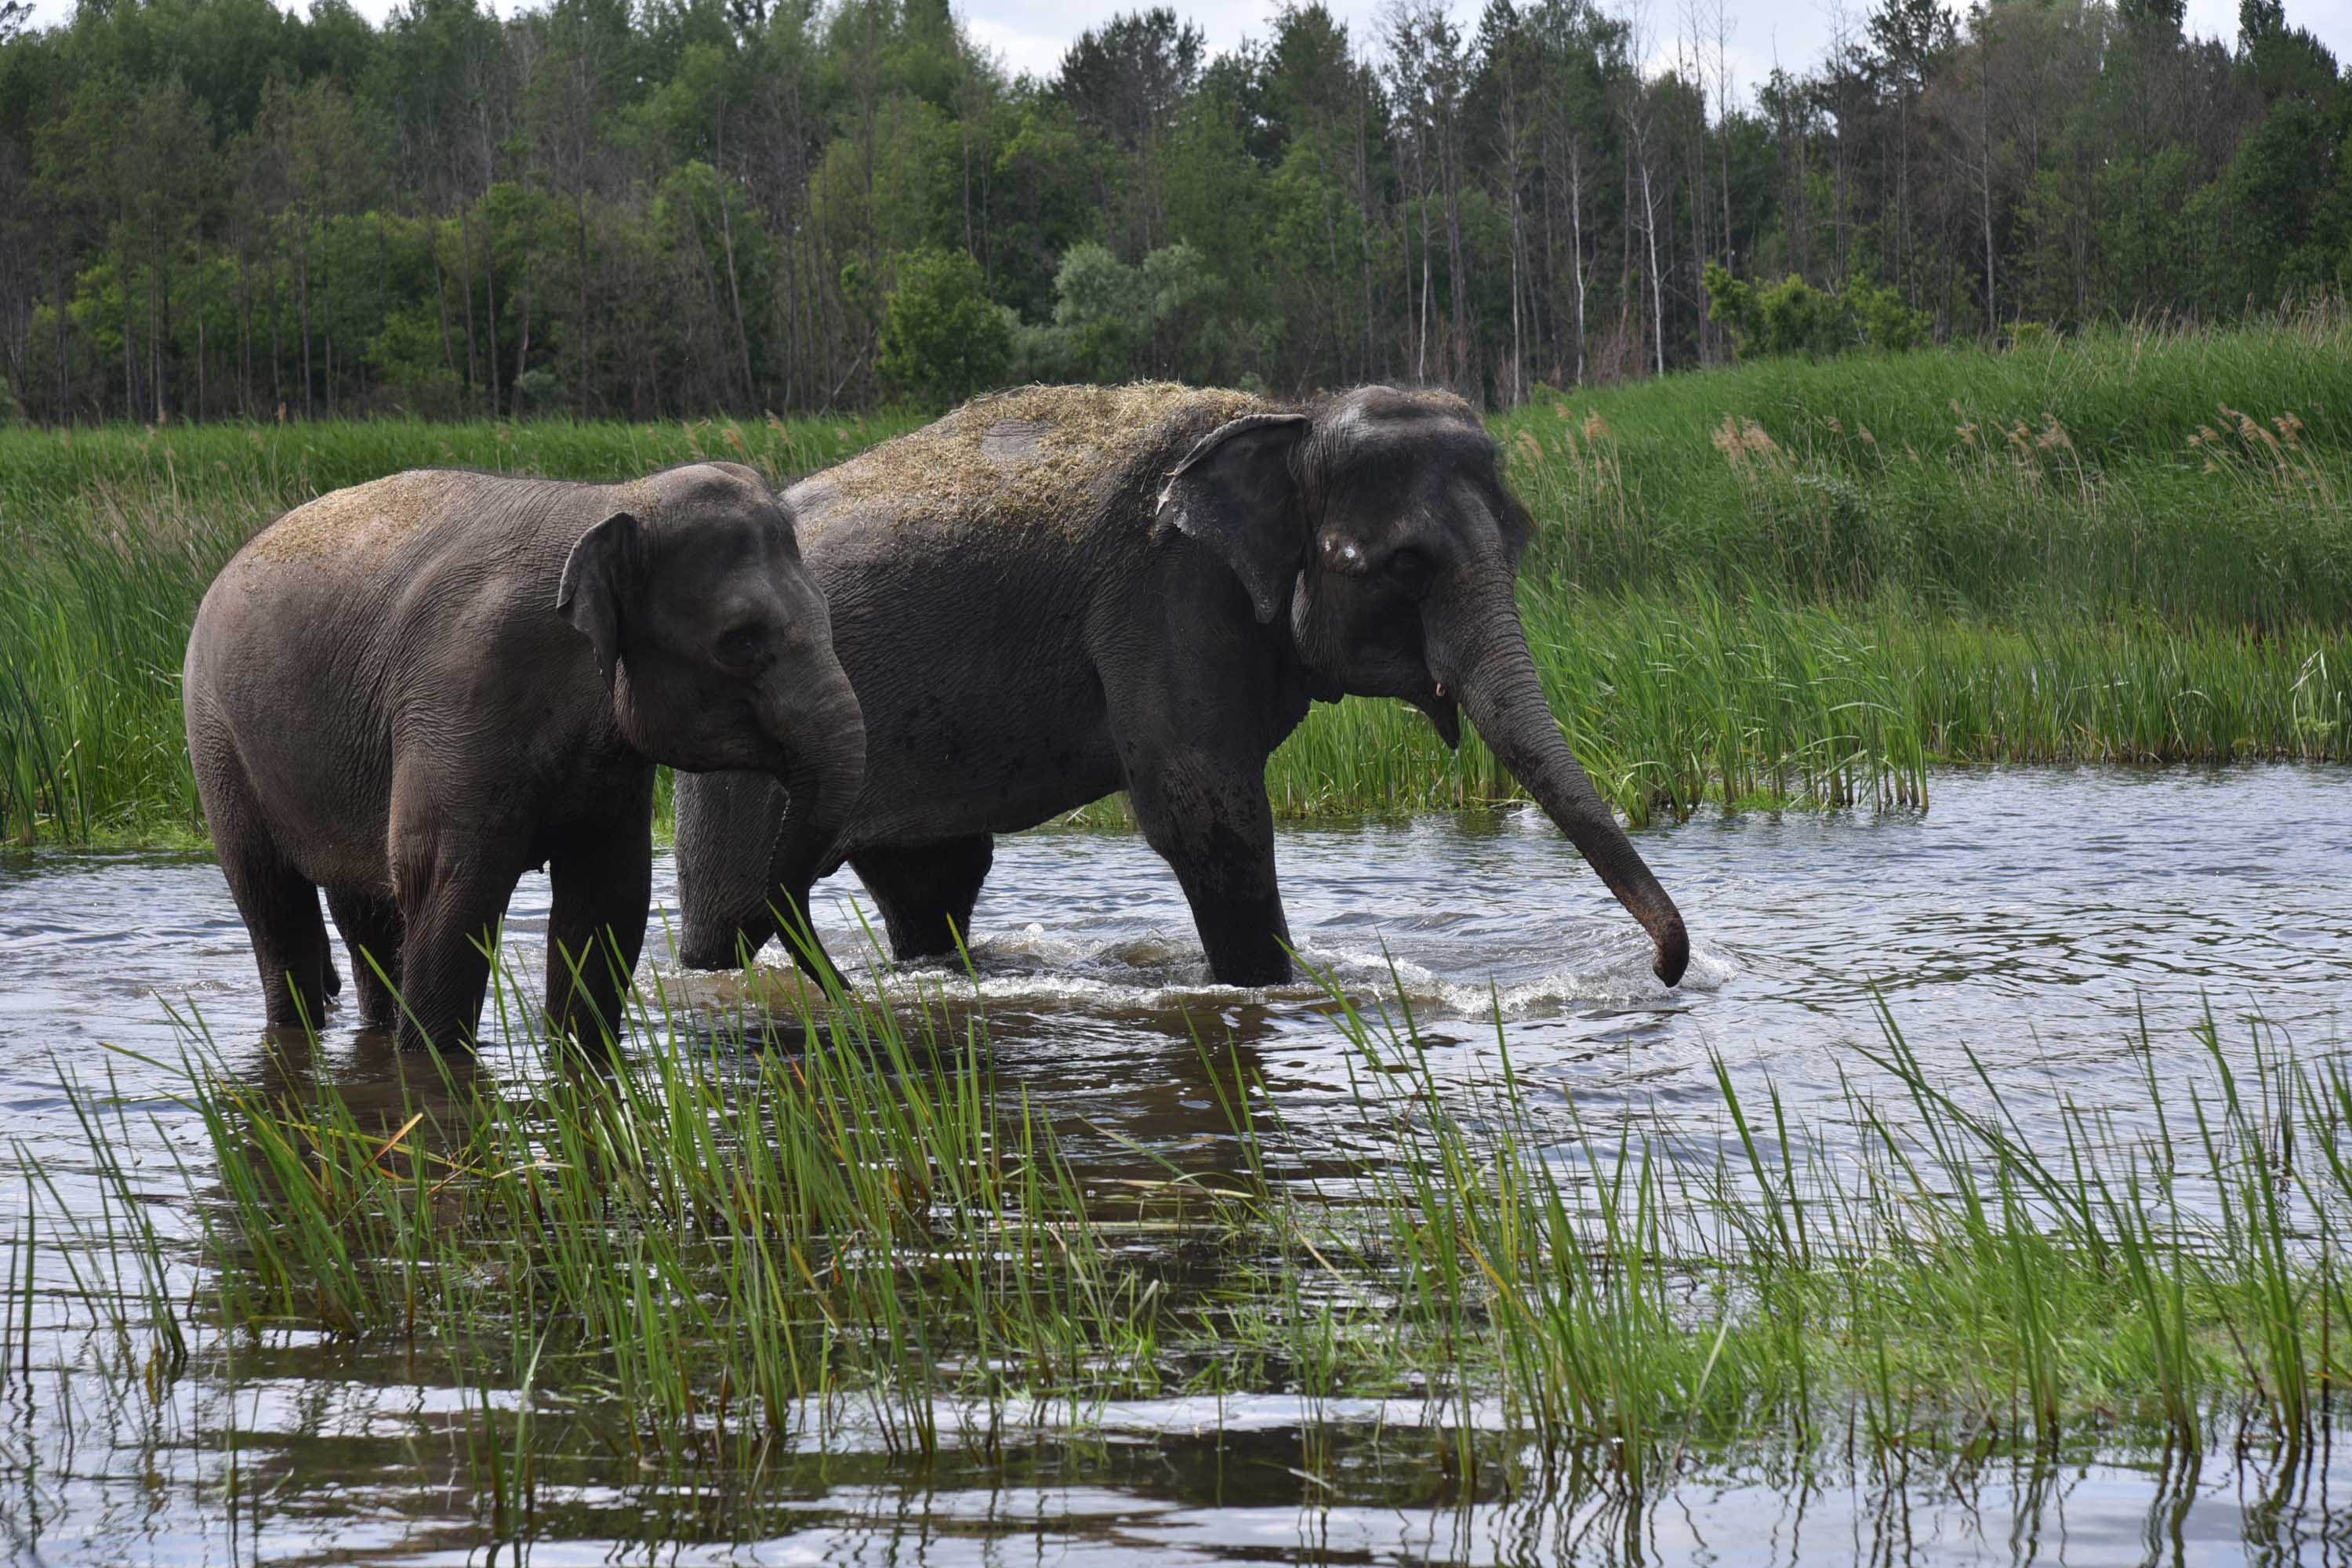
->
(850, 835), (994, 962)
(389, 823), (523, 1054)
(1123, 754), (1292, 987)
(544, 815), (653, 1051)
(325, 889), (404, 1030)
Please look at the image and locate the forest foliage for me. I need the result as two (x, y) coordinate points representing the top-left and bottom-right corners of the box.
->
(0, 0), (2347, 423)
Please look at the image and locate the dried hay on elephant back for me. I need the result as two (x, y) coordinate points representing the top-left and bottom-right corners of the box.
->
(803, 383), (1277, 539)
(247, 471), (448, 568)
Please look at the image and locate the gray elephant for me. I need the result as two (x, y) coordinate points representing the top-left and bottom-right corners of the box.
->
(673, 383), (1687, 991)
(183, 462), (864, 1053)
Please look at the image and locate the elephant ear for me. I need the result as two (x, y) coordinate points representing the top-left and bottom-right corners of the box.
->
(556, 510), (641, 692)
(1156, 412), (1311, 625)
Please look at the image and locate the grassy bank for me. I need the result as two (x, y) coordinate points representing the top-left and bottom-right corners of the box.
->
(33, 968), (2352, 1516)
(1271, 588), (2347, 825)
(4, 314), (2349, 846)
(1499, 304), (2352, 626)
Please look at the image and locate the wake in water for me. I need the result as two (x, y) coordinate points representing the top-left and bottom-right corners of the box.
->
(676, 914), (1737, 1023)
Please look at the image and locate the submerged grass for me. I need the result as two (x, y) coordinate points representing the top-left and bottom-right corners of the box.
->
(25, 946), (2350, 1512)
(4, 313), (2350, 844)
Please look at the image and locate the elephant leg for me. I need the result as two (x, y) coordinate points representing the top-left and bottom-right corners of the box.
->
(544, 816), (653, 1051)
(325, 888), (404, 1030)
(389, 822), (522, 1054)
(850, 835), (995, 962)
(201, 755), (339, 1028)
(1123, 754), (1293, 987)
(223, 851), (339, 1029)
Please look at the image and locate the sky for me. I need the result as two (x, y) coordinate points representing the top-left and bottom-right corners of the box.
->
(17, 0), (2352, 107)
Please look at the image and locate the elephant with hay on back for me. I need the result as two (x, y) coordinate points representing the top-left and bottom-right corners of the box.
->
(674, 383), (1689, 992)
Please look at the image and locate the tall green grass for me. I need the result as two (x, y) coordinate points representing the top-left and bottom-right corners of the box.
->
(30, 959), (2352, 1515)
(5, 314), (2349, 844)
(1269, 587), (2348, 824)
(1504, 305), (2352, 626)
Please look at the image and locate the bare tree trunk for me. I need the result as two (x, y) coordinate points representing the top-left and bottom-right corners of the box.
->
(1356, 53), (1376, 381)
(238, 256), (252, 416)
(511, 235), (535, 418)
(1569, 137), (1588, 385)
(485, 237), (502, 414)
(1501, 71), (1524, 404)
(456, 205), (480, 405)
(715, 175), (755, 407)
(1439, 122), (1470, 391)
(1642, 158), (1664, 378)
(267, 256), (282, 416)
(1978, 26), (1997, 334)
(122, 261), (136, 417)
(296, 215), (314, 419)
(574, 191), (590, 417)
(431, 235), (459, 387)
(1416, 177), (1432, 381)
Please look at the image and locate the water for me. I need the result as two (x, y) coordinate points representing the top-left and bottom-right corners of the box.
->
(2, 766), (2349, 1563)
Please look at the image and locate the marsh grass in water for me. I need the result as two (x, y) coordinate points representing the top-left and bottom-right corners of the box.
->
(5, 314), (2352, 843)
(15, 937), (2350, 1543)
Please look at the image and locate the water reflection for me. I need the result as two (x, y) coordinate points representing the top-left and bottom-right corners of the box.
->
(22, 1395), (2346, 1566)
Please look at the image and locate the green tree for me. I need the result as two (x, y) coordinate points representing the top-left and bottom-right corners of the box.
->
(878, 245), (1009, 409)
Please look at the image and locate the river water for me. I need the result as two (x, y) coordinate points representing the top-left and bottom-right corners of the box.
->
(2, 766), (2348, 1563)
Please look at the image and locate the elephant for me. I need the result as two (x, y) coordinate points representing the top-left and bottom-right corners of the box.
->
(673, 383), (1687, 991)
(183, 462), (865, 1053)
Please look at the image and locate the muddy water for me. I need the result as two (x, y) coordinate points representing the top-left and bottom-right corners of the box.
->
(3, 766), (2350, 1563)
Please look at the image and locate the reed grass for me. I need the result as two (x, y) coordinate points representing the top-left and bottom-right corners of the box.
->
(22, 947), (2344, 1511)
(4, 315), (2349, 844)
(1268, 586), (2348, 826)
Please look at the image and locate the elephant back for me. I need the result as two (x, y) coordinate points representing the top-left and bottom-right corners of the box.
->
(793, 383), (1277, 545)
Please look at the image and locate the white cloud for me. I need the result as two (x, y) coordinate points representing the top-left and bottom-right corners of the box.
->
(963, 13), (1072, 79)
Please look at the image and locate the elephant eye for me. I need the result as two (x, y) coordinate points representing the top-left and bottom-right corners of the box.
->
(1382, 547), (1436, 593)
(716, 626), (767, 667)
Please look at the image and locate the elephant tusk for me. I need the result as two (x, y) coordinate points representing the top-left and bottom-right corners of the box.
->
(1434, 682), (1446, 698)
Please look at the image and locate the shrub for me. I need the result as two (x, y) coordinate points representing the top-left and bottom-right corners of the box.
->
(1704, 262), (1933, 360)
(879, 247), (1013, 411)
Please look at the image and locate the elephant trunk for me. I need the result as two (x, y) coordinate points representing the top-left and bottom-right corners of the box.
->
(674, 771), (788, 969)
(673, 667), (864, 971)
(768, 666), (866, 880)
(1431, 571), (1690, 987)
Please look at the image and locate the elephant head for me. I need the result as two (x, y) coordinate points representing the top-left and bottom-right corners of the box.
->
(1158, 387), (1690, 985)
(557, 470), (866, 870)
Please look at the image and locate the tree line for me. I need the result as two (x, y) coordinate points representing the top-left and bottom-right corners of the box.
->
(0, 0), (2345, 423)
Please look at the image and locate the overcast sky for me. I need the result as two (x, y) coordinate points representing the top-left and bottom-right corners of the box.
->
(19, 0), (2352, 107)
